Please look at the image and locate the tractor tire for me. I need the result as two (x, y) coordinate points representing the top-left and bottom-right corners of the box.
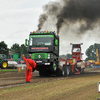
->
(62, 67), (70, 76)
(81, 69), (84, 74)
(1, 61), (8, 69)
(66, 67), (70, 76)
(62, 70), (66, 76)
(39, 70), (50, 77)
(56, 68), (62, 76)
(39, 71), (45, 76)
(62, 65), (70, 76)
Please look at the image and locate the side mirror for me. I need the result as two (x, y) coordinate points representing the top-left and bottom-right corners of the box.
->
(25, 39), (28, 46)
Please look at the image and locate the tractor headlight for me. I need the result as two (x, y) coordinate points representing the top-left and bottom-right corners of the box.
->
(48, 53), (50, 59)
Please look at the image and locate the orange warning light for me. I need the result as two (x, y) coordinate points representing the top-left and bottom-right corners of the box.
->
(47, 30), (49, 33)
(33, 31), (35, 33)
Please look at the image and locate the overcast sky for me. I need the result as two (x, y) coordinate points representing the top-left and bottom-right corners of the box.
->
(0, 0), (54, 47)
(0, 0), (100, 60)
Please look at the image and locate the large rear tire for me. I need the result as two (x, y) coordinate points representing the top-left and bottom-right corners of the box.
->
(1, 60), (8, 69)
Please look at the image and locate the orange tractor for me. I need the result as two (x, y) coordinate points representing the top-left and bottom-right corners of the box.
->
(60, 43), (85, 76)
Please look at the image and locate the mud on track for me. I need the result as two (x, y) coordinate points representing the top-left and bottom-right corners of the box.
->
(0, 68), (100, 88)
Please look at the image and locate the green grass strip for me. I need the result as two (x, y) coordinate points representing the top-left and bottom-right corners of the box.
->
(0, 69), (25, 72)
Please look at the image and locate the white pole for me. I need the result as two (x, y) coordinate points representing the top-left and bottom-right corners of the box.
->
(98, 81), (100, 93)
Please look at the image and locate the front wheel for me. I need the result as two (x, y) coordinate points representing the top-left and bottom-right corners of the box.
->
(39, 70), (50, 76)
(56, 68), (62, 76)
(39, 71), (44, 76)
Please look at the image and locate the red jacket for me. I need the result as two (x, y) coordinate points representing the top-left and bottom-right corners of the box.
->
(23, 57), (36, 70)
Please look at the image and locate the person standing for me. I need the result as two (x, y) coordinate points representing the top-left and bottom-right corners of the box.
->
(22, 54), (36, 83)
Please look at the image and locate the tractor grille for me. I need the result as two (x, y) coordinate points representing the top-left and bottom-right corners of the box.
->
(32, 53), (48, 59)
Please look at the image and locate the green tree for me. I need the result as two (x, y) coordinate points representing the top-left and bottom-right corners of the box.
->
(66, 53), (72, 58)
(60, 54), (66, 58)
(20, 44), (28, 58)
(10, 43), (21, 57)
(0, 41), (9, 56)
(10, 43), (28, 58)
(85, 43), (100, 61)
(60, 53), (72, 59)
(20, 44), (28, 54)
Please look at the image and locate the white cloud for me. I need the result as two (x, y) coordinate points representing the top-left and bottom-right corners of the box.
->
(0, 0), (57, 48)
(0, 2), (43, 47)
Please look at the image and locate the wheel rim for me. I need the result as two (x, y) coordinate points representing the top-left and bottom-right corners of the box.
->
(53, 63), (57, 71)
(3, 62), (7, 68)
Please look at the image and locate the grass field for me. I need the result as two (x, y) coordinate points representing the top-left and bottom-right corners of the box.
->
(0, 69), (25, 72)
(0, 74), (100, 100)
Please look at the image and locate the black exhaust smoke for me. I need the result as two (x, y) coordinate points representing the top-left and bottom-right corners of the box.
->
(37, 0), (100, 35)
(37, 14), (48, 31)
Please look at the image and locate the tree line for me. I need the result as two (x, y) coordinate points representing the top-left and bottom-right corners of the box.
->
(0, 41), (100, 61)
(0, 41), (27, 59)
(60, 43), (100, 61)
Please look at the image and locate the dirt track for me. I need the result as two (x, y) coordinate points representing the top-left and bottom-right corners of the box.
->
(0, 68), (100, 88)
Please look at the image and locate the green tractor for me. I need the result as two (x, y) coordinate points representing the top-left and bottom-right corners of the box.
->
(0, 54), (8, 69)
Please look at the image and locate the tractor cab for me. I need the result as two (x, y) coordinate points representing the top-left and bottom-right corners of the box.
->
(71, 43), (83, 62)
